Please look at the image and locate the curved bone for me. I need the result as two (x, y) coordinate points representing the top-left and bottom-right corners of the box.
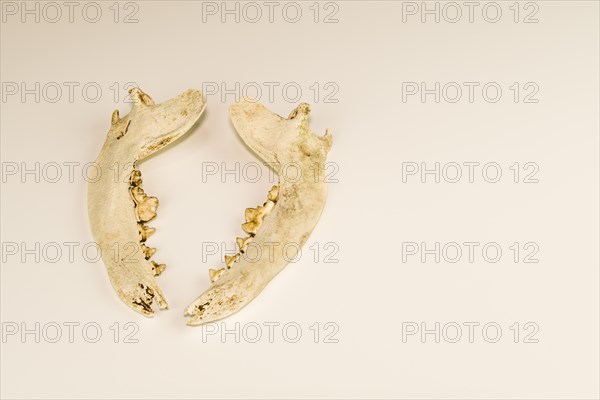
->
(185, 100), (332, 325)
(88, 88), (205, 317)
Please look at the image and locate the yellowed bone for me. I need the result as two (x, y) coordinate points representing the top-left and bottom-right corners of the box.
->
(87, 87), (206, 317)
(186, 100), (332, 325)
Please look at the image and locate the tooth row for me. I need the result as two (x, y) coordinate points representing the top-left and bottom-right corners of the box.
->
(129, 170), (159, 223)
(130, 169), (166, 277)
(241, 186), (278, 236)
(208, 185), (279, 283)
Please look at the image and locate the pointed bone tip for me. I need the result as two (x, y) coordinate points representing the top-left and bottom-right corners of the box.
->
(140, 92), (155, 106)
(321, 128), (333, 149)
(186, 312), (220, 326)
(184, 303), (207, 325)
(128, 87), (155, 106)
(111, 109), (120, 125)
(127, 87), (142, 101)
(289, 103), (311, 119)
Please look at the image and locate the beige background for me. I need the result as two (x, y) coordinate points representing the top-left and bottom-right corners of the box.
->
(1, 1), (598, 399)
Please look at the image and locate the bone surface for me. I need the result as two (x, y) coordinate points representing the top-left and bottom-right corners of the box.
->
(88, 88), (205, 317)
(185, 100), (332, 325)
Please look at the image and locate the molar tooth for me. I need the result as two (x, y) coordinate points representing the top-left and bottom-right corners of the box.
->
(262, 200), (275, 215)
(130, 170), (142, 187)
(137, 196), (159, 222)
(236, 236), (252, 253)
(267, 185), (279, 201)
(245, 207), (259, 222)
(151, 261), (166, 276)
(141, 244), (156, 259)
(130, 186), (145, 203)
(138, 224), (156, 242)
(209, 268), (225, 283)
(242, 221), (258, 235)
(225, 254), (240, 269)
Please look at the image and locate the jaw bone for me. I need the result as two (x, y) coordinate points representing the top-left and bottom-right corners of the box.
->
(88, 88), (206, 317)
(185, 99), (332, 325)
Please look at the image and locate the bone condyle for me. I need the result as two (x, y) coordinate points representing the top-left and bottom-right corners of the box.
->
(185, 99), (332, 325)
(87, 88), (205, 317)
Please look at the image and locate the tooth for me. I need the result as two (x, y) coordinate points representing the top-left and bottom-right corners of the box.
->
(151, 261), (166, 276)
(141, 244), (156, 259)
(130, 186), (145, 203)
(236, 236), (252, 253)
(186, 100), (332, 325)
(242, 221), (258, 235)
(225, 254), (239, 268)
(209, 268), (225, 283)
(245, 207), (259, 222)
(88, 87), (205, 317)
(262, 200), (275, 215)
(130, 170), (142, 187)
(138, 224), (156, 242)
(137, 196), (159, 223)
(267, 185), (279, 201)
